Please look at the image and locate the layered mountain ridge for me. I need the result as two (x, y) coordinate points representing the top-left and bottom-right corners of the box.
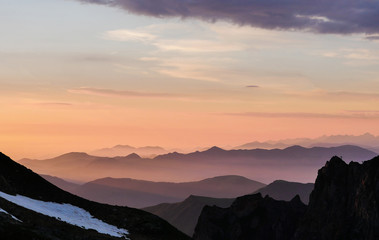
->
(19, 145), (377, 183)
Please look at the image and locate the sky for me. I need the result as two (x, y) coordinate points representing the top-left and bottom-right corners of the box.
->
(1, 0), (379, 159)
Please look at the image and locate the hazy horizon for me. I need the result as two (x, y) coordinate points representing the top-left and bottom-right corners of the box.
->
(1, 1), (379, 160)
(3, 132), (377, 160)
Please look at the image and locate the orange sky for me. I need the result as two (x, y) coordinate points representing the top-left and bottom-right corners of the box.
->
(1, 88), (379, 159)
(1, 0), (379, 160)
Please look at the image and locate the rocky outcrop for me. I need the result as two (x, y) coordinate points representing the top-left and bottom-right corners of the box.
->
(194, 156), (379, 240)
(294, 156), (379, 240)
(193, 193), (306, 240)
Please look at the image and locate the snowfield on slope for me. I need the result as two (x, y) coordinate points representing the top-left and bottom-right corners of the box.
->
(0, 191), (129, 238)
(0, 207), (22, 222)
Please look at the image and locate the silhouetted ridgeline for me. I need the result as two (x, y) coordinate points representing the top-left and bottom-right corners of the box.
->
(193, 193), (306, 240)
(194, 156), (379, 240)
(294, 156), (379, 240)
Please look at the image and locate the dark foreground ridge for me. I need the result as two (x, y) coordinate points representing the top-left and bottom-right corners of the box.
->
(194, 155), (379, 240)
(0, 152), (190, 240)
(294, 156), (379, 240)
(193, 193), (306, 240)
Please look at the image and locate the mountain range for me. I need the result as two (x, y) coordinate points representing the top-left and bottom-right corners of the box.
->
(19, 145), (377, 183)
(2, 150), (379, 239)
(236, 133), (379, 153)
(42, 175), (265, 208)
(91, 145), (168, 158)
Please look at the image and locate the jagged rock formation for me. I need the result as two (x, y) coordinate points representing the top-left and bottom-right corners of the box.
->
(193, 193), (306, 240)
(194, 156), (379, 240)
(294, 156), (379, 240)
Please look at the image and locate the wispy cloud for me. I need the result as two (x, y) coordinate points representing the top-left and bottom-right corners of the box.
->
(68, 87), (182, 99)
(104, 29), (156, 42)
(365, 35), (379, 41)
(246, 85), (259, 88)
(77, 0), (379, 34)
(35, 102), (73, 107)
(103, 27), (248, 53)
(320, 48), (379, 64)
(287, 90), (379, 101)
(226, 111), (379, 119)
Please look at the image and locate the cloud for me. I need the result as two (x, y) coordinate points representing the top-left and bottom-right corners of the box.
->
(77, 0), (379, 34)
(36, 102), (73, 107)
(283, 90), (379, 103)
(103, 27), (248, 53)
(246, 85), (259, 88)
(104, 29), (156, 42)
(225, 111), (379, 119)
(365, 35), (379, 41)
(68, 87), (181, 99)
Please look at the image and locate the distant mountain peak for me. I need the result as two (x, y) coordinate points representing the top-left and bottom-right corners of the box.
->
(58, 152), (90, 158)
(205, 146), (225, 152)
(113, 145), (134, 149)
(285, 145), (306, 150)
(124, 153), (142, 160)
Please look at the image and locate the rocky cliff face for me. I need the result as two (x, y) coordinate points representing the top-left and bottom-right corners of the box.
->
(194, 156), (379, 240)
(294, 156), (379, 240)
(193, 193), (307, 240)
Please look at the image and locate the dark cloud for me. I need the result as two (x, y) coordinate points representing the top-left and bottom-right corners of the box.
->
(77, 0), (379, 34)
(246, 85), (259, 88)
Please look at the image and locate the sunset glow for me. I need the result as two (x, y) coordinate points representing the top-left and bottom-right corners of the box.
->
(1, 0), (379, 159)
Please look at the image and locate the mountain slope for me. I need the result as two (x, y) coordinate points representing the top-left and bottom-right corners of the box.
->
(0, 152), (190, 240)
(254, 180), (314, 204)
(40, 174), (80, 192)
(144, 195), (235, 236)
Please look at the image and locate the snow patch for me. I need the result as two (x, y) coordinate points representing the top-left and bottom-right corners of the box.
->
(0, 207), (22, 222)
(0, 191), (129, 238)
